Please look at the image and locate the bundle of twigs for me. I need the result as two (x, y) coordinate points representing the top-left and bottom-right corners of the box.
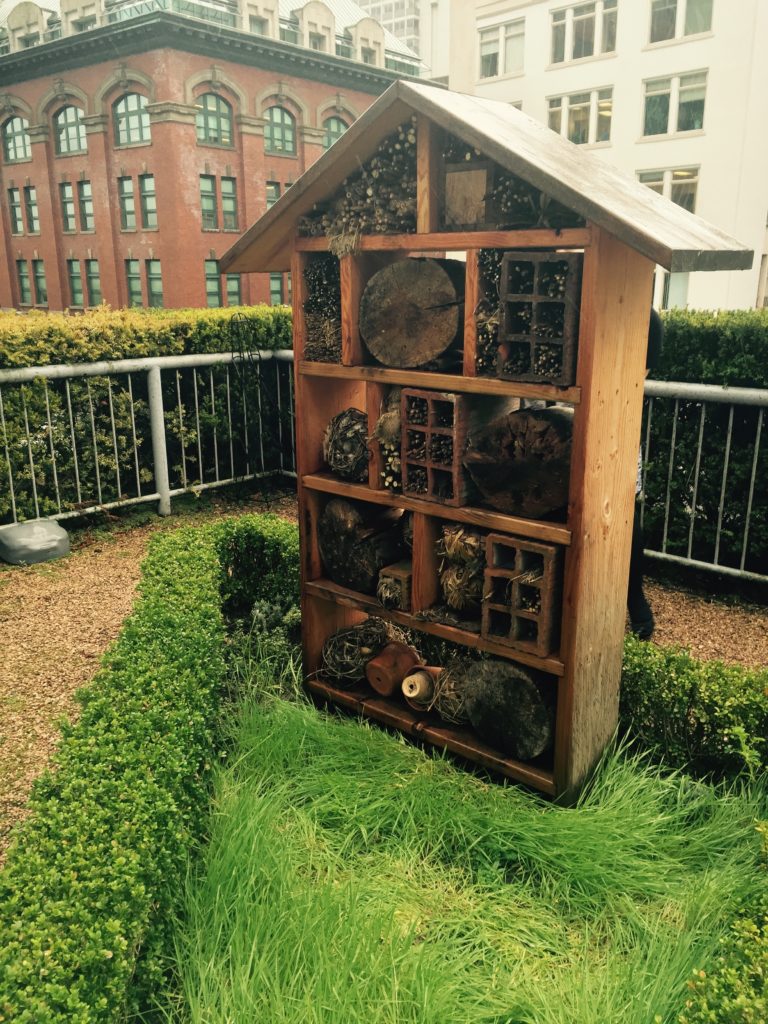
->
(322, 408), (369, 482)
(298, 119), (417, 249)
(475, 250), (505, 377)
(371, 387), (402, 491)
(489, 171), (585, 231)
(303, 255), (342, 362)
(321, 618), (409, 687)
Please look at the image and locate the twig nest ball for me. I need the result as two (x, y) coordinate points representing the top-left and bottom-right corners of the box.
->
(322, 408), (369, 482)
(321, 618), (409, 687)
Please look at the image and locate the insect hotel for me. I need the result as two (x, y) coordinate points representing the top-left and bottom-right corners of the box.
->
(223, 81), (751, 800)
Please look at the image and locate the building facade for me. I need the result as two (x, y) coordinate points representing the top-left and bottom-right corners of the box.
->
(447, 0), (768, 310)
(0, 0), (419, 311)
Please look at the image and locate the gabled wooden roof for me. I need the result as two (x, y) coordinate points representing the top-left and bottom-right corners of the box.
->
(222, 79), (753, 275)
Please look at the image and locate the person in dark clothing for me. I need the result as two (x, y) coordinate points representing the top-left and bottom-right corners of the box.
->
(627, 308), (663, 640)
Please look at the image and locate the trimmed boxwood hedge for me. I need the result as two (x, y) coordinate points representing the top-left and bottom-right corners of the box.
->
(0, 512), (764, 1022)
(0, 304), (292, 369)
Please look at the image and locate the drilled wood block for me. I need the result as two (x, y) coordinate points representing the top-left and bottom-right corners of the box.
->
(400, 387), (469, 506)
(481, 532), (562, 658)
(377, 560), (413, 612)
(496, 251), (582, 386)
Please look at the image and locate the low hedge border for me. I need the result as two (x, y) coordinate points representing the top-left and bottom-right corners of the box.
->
(0, 304), (292, 368)
(0, 513), (764, 1022)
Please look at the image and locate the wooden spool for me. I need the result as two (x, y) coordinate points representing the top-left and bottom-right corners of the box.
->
(366, 641), (422, 696)
(359, 258), (465, 368)
(401, 665), (442, 711)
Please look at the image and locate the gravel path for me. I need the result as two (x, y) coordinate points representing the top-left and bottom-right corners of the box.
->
(0, 492), (765, 864)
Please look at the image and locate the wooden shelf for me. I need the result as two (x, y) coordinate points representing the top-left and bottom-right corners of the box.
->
(299, 360), (582, 405)
(306, 676), (557, 795)
(305, 577), (566, 676)
(295, 227), (592, 254)
(303, 473), (572, 547)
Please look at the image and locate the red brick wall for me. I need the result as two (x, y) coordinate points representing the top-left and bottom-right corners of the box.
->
(0, 47), (377, 311)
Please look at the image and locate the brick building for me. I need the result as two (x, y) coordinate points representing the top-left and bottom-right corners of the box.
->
(0, 0), (419, 310)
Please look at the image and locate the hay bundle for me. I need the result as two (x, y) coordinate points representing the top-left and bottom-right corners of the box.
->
(437, 525), (485, 613)
(437, 525), (484, 565)
(321, 618), (409, 687)
(322, 408), (369, 482)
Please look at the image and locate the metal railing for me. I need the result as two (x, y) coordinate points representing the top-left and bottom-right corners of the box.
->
(0, 350), (294, 526)
(0, 353), (764, 583)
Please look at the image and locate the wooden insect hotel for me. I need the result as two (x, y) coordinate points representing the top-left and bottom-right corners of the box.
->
(222, 81), (751, 800)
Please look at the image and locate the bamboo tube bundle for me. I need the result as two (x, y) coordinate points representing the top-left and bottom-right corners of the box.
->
(297, 119), (417, 248)
(401, 663), (469, 724)
(371, 387), (402, 491)
(303, 255), (341, 362)
(321, 618), (409, 687)
(322, 408), (370, 482)
(458, 659), (555, 761)
(318, 499), (405, 594)
(475, 250), (505, 376)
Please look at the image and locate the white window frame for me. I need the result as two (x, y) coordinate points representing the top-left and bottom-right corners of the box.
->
(648, 0), (713, 45)
(477, 17), (525, 80)
(548, 87), (613, 145)
(637, 165), (699, 212)
(642, 70), (706, 138)
(550, 0), (617, 66)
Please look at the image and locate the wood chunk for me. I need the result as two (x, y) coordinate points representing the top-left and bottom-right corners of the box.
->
(318, 498), (404, 595)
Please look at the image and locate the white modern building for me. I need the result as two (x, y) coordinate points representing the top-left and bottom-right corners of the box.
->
(357, 0), (451, 79)
(446, 0), (768, 310)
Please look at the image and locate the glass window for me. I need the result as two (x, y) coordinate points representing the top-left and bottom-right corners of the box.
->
(113, 93), (151, 146)
(650, 0), (677, 41)
(54, 105), (87, 155)
(32, 259), (47, 305)
(195, 93), (233, 147)
(125, 259), (142, 306)
(221, 176), (238, 230)
(684, 0), (712, 35)
(597, 88), (612, 142)
(59, 182), (76, 232)
(551, 9), (566, 62)
(119, 176), (136, 230)
(67, 259), (84, 306)
(548, 97), (563, 133)
(323, 116), (348, 150)
(638, 170), (665, 195)
(8, 188), (23, 234)
(146, 259), (163, 307)
(602, 0), (617, 52)
(269, 271), (284, 305)
(264, 106), (296, 155)
(85, 259), (101, 305)
(572, 3), (595, 59)
(266, 180), (281, 208)
(17, 260), (31, 304)
(139, 174), (157, 229)
(361, 46), (376, 64)
(677, 71), (706, 131)
(670, 166), (698, 211)
(503, 20), (524, 74)
(250, 15), (268, 33)
(78, 180), (94, 230)
(205, 259), (222, 307)
(643, 78), (671, 135)
(226, 273), (241, 306)
(23, 186), (39, 232)
(2, 116), (31, 161)
(479, 27), (499, 78)
(567, 92), (591, 144)
(309, 31), (325, 50)
(200, 175), (218, 229)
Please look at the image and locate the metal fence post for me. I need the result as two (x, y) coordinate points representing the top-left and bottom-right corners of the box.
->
(147, 364), (171, 516)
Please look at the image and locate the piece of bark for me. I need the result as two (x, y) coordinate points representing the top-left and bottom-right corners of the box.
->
(318, 498), (404, 594)
(360, 258), (465, 368)
(458, 658), (555, 761)
(463, 406), (573, 518)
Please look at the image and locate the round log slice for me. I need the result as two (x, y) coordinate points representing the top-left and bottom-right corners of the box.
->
(318, 498), (404, 595)
(459, 659), (554, 761)
(360, 258), (465, 368)
(463, 406), (573, 518)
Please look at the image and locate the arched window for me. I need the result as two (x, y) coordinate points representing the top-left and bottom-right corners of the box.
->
(2, 116), (31, 162)
(113, 93), (151, 146)
(264, 106), (295, 155)
(195, 93), (233, 147)
(322, 115), (348, 151)
(54, 105), (87, 155)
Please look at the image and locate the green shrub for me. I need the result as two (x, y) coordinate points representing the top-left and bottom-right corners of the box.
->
(656, 309), (768, 388)
(620, 635), (768, 778)
(0, 304), (291, 368)
(215, 512), (300, 619)
(0, 527), (226, 1023)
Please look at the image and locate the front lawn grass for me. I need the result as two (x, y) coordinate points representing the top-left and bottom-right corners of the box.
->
(161, 638), (767, 1024)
